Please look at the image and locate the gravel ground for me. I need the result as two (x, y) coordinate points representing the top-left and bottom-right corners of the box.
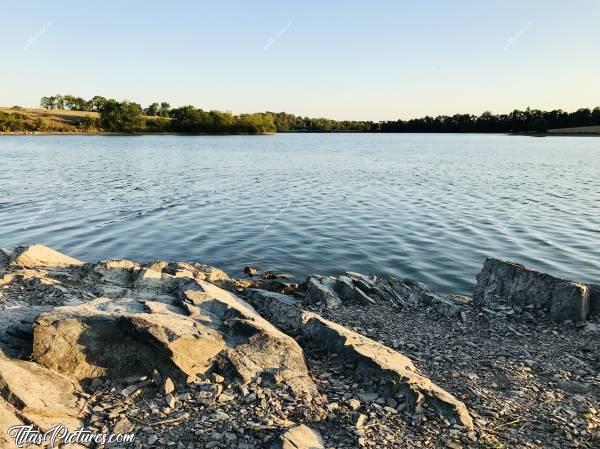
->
(80, 297), (599, 449)
(319, 299), (600, 448)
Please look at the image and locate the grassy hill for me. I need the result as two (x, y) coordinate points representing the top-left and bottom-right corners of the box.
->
(0, 106), (99, 133)
(0, 106), (98, 119)
(0, 106), (170, 134)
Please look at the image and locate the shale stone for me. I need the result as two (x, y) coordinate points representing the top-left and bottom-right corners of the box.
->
(245, 289), (473, 429)
(474, 257), (590, 322)
(304, 275), (342, 308)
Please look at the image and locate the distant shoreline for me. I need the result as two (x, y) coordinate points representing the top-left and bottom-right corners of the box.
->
(2, 106), (600, 137)
(3, 103), (600, 135)
(2, 130), (600, 137)
(0, 131), (277, 136)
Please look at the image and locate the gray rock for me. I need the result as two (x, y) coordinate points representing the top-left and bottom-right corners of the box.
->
(334, 276), (374, 305)
(390, 278), (442, 305)
(92, 259), (141, 286)
(343, 273), (466, 314)
(589, 284), (600, 318)
(0, 304), (54, 359)
(304, 275), (342, 308)
(0, 248), (10, 274)
(357, 392), (378, 403)
(390, 278), (469, 316)
(245, 289), (473, 429)
(473, 258), (590, 322)
(344, 272), (378, 294)
(32, 265), (317, 396)
(165, 393), (176, 408)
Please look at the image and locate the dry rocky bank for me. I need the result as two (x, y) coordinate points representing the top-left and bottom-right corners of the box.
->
(0, 244), (598, 449)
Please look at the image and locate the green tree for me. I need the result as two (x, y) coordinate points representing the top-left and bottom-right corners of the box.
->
(89, 96), (108, 112)
(72, 97), (90, 111)
(40, 96), (54, 109)
(54, 95), (65, 110)
(235, 113), (276, 134)
(99, 100), (145, 133)
(79, 116), (99, 131)
(63, 95), (77, 110)
(170, 106), (206, 132)
(592, 107), (600, 125)
(144, 102), (160, 116)
(158, 102), (171, 117)
(532, 118), (549, 133)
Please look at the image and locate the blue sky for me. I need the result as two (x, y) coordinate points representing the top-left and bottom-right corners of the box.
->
(2, 0), (599, 120)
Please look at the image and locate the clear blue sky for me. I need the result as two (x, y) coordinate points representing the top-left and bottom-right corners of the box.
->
(2, 0), (599, 120)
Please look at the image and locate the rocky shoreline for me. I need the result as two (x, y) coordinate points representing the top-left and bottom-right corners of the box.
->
(0, 245), (598, 449)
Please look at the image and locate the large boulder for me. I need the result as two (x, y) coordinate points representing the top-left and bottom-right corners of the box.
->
(10, 244), (83, 269)
(473, 258), (590, 322)
(32, 264), (317, 396)
(32, 295), (211, 382)
(245, 289), (473, 429)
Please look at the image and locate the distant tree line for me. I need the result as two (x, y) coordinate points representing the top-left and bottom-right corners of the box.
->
(167, 106), (276, 134)
(40, 95), (109, 112)
(269, 108), (600, 133)
(39, 95), (600, 134)
(268, 112), (372, 132)
(375, 108), (600, 133)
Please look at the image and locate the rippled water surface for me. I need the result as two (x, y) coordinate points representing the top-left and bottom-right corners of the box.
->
(1, 134), (599, 294)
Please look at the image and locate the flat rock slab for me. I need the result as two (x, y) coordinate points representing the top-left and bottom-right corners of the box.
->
(245, 289), (473, 429)
(474, 257), (590, 322)
(0, 397), (24, 448)
(0, 358), (82, 431)
(10, 244), (83, 269)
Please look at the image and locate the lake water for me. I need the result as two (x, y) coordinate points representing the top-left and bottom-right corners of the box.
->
(1, 133), (598, 294)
